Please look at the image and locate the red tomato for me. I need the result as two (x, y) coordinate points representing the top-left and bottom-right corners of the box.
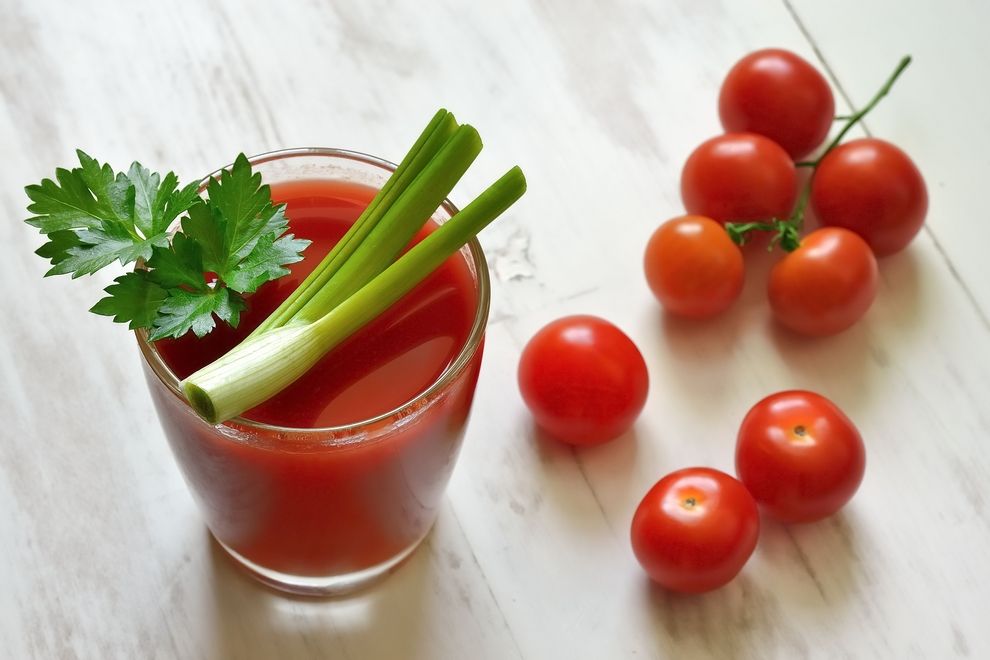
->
(643, 215), (744, 319)
(631, 467), (759, 593)
(736, 391), (866, 523)
(719, 48), (835, 160)
(518, 316), (648, 446)
(681, 133), (798, 223)
(768, 228), (878, 336)
(811, 138), (928, 257)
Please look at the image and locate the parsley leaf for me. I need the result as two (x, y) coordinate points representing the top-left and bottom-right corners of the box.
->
(180, 201), (226, 274)
(34, 230), (83, 269)
(225, 233), (309, 294)
(199, 154), (309, 285)
(26, 151), (199, 277)
(26, 164), (116, 234)
(28, 151), (310, 340)
(150, 287), (247, 341)
(146, 233), (208, 292)
(207, 154), (279, 265)
(48, 222), (169, 278)
(128, 163), (200, 239)
(90, 271), (168, 330)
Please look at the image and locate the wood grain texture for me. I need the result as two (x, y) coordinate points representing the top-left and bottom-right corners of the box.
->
(1, 0), (988, 658)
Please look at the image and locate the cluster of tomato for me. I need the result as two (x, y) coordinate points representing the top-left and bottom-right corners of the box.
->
(645, 49), (927, 335)
(515, 49), (925, 592)
(630, 390), (865, 593)
(518, 315), (865, 592)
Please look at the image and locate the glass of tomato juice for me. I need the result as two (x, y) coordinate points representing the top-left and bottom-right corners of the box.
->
(135, 148), (488, 596)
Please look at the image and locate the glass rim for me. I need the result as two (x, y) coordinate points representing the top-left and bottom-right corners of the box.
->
(135, 146), (491, 436)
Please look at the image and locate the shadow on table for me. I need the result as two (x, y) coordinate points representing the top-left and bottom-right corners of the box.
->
(199, 527), (436, 660)
(766, 245), (925, 417)
(642, 513), (869, 658)
(657, 235), (927, 423)
(530, 419), (640, 474)
(642, 510), (864, 658)
(528, 420), (641, 534)
(653, 241), (781, 418)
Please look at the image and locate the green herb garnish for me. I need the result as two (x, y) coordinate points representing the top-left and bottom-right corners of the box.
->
(26, 152), (310, 340)
(27, 109), (526, 424)
(183, 109), (526, 423)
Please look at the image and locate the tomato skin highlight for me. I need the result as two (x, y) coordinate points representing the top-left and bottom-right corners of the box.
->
(631, 467), (760, 593)
(643, 215), (744, 319)
(517, 315), (649, 446)
(736, 391), (866, 523)
(768, 228), (878, 336)
(681, 133), (798, 223)
(719, 48), (835, 160)
(811, 138), (928, 257)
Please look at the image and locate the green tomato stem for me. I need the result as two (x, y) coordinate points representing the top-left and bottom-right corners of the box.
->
(725, 55), (912, 251)
(816, 55), (912, 160)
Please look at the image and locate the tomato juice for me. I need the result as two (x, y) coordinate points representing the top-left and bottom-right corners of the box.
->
(139, 163), (485, 591)
(158, 179), (478, 427)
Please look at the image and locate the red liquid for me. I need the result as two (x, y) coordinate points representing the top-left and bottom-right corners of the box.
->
(142, 179), (483, 577)
(156, 179), (476, 427)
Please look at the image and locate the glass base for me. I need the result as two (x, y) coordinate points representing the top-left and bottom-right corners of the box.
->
(215, 530), (430, 597)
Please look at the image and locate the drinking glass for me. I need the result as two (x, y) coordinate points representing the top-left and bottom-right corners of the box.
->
(136, 148), (488, 596)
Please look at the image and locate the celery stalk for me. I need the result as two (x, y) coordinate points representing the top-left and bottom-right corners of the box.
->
(182, 166), (526, 424)
(290, 124), (482, 325)
(248, 109), (457, 338)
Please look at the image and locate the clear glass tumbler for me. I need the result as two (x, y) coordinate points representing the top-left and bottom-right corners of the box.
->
(136, 149), (489, 596)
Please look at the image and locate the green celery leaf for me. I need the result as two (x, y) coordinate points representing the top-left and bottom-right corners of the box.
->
(27, 150), (306, 340)
(204, 154), (286, 271)
(35, 230), (84, 271)
(76, 150), (135, 226)
(129, 163), (160, 237)
(191, 154), (309, 296)
(258, 204), (291, 237)
(25, 151), (199, 279)
(181, 200), (226, 274)
(160, 178), (201, 233)
(146, 233), (208, 292)
(90, 271), (168, 330)
(129, 163), (200, 237)
(49, 223), (169, 278)
(150, 286), (247, 340)
(225, 233), (310, 294)
(25, 166), (107, 233)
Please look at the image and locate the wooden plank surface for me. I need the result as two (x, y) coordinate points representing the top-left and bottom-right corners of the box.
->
(1, 0), (987, 658)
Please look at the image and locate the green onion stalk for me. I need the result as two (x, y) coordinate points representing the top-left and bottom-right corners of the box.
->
(181, 110), (526, 423)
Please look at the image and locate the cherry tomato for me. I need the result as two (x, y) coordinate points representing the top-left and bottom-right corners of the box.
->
(736, 391), (866, 523)
(811, 138), (928, 257)
(643, 215), (744, 319)
(719, 48), (835, 160)
(768, 228), (878, 336)
(681, 133), (798, 223)
(518, 315), (648, 446)
(631, 467), (759, 593)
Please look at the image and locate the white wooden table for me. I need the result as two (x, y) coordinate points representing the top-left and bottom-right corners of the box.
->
(2, 1), (988, 658)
